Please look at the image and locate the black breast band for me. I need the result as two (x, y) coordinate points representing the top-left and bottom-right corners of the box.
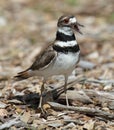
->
(53, 44), (80, 54)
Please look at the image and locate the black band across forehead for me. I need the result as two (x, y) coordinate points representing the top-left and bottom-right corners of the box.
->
(53, 44), (80, 54)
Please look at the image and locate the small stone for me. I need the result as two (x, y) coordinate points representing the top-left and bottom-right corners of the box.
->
(87, 51), (99, 59)
(79, 60), (96, 69)
(102, 107), (109, 112)
(0, 16), (7, 26)
(48, 122), (63, 128)
(63, 122), (76, 129)
(104, 84), (112, 90)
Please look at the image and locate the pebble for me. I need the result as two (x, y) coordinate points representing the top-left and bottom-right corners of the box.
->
(48, 122), (63, 128)
(87, 51), (99, 59)
(104, 84), (112, 90)
(0, 16), (7, 26)
(63, 122), (76, 129)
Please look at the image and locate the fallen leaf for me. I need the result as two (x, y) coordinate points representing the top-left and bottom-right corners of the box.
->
(0, 101), (7, 108)
(20, 111), (31, 123)
(0, 109), (8, 117)
(83, 120), (95, 130)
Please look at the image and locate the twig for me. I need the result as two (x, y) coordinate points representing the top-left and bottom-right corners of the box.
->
(0, 118), (21, 130)
(48, 102), (114, 120)
(85, 79), (114, 85)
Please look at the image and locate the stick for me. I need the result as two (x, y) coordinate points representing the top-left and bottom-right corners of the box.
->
(48, 102), (114, 120)
(0, 118), (21, 130)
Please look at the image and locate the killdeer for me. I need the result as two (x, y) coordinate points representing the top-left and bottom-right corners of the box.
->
(14, 15), (83, 109)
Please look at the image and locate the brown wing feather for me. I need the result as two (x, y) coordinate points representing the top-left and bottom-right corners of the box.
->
(29, 45), (56, 70)
(14, 45), (56, 81)
(14, 70), (30, 81)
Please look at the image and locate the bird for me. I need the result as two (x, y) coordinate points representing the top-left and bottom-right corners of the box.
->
(14, 15), (83, 109)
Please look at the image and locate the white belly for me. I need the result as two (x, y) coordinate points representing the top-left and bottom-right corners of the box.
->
(36, 52), (80, 78)
(53, 52), (79, 74)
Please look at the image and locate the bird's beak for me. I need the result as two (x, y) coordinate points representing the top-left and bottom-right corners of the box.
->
(72, 22), (84, 34)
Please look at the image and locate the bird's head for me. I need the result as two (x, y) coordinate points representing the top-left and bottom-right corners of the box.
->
(57, 15), (84, 34)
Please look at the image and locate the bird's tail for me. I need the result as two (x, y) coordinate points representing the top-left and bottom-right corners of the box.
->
(14, 69), (31, 81)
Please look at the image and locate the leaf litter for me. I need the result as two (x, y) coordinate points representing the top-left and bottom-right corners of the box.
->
(0, 0), (114, 129)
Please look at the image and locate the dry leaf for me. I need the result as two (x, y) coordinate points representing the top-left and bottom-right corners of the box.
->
(83, 120), (95, 130)
(0, 101), (7, 108)
(20, 111), (31, 123)
(0, 109), (8, 117)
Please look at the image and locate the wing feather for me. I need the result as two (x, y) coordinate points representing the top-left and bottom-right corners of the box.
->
(29, 46), (56, 70)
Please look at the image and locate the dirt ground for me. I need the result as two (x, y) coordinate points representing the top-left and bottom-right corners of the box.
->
(0, 0), (114, 129)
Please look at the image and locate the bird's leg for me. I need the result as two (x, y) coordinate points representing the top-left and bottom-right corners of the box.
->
(39, 78), (45, 109)
(64, 75), (69, 107)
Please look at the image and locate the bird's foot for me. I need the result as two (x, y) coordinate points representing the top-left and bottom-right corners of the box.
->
(37, 106), (47, 118)
(38, 104), (51, 119)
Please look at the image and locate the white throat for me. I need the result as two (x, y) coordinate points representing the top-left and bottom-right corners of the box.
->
(58, 27), (73, 36)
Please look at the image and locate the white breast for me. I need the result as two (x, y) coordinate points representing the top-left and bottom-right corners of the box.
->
(33, 51), (80, 78)
(51, 51), (80, 75)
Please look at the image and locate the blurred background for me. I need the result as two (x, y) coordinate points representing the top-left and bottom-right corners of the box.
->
(0, 0), (114, 129)
(0, 0), (114, 82)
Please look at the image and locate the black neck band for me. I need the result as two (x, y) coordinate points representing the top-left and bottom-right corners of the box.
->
(53, 44), (80, 54)
(56, 31), (75, 42)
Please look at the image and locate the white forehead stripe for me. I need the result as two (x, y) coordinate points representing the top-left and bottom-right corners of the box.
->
(69, 17), (76, 23)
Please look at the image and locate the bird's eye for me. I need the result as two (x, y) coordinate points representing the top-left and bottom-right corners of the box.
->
(63, 18), (69, 23)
